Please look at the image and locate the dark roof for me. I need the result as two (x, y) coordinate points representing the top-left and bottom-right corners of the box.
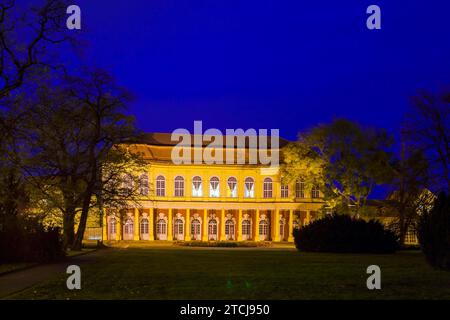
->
(122, 132), (291, 148)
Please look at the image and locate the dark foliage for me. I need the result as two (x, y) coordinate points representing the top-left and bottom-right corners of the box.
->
(417, 192), (450, 270)
(293, 214), (399, 253)
(0, 218), (65, 263)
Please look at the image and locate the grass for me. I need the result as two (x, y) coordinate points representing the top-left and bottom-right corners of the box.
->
(0, 263), (36, 276)
(8, 248), (450, 300)
(66, 248), (96, 257)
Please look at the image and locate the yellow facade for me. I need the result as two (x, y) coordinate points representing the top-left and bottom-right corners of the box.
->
(104, 133), (324, 242)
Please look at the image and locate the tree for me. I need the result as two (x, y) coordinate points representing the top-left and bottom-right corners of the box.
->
(282, 119), (393, 214)
(21, 70), (146, 249)
(417, 192), (450, 270)
(403, 89), (450, 193)
(386, 144), (435, 244)
(0, 0), (69, 98)
(0, 0), (70, 229)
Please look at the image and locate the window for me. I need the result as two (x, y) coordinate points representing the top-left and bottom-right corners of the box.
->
(156, 219), (166, 235)
(225, 220), (235, 238)
(405, 228), (418, 244)
(109, 218), (116, 234)
(311, 185), (320, 198)
(281, 185), (289, 198)
(242, 220), (251, 236)
(191, 219), (201, 237)
(123, 173), (133, 194)
(208, 219), (218, 237)
(293, 220), (300, 230)
(209, 177), (220, 197)
(174, 219), (184, 235)
(296, 179), (305, 198)
(174, 176), (184, 197)
(156, 175), (165, 197)
(140, 218), (149, 235)
(263, 178), (273, 198)
(139, 173), (149, 196)
(244, 177), (255, 198)
(227, 177), (237, 198)
(259, 220), (269, 236)
(192, 176), (203, 197)
(124, 218), (133, 235)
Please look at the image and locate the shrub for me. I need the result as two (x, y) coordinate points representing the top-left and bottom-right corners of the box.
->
(0, 217), (65, 263)
(293, 214), (399, 253)
(417, 192), (450, 270)
(175, 241), (272, 248)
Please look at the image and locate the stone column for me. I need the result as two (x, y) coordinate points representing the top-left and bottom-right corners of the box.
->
(255, 209), (260, 241)
(220, 209), (226, 241)
(102, 209), (107, 241)
(288, 209), (294, 242)
(237, 209), (243, 241)
(134, 208), (140, 240)
(149, 208), (154, 241)
(116, 216), (122, 241)
(202, 209), (208, 241)
(185, 209), (191, 241)
(274, 209), (281, 242)
(306, 210), (311, 225)
(167, 208), (173, 241)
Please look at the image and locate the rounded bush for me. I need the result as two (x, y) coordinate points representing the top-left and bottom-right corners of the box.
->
(293, 214), (399, 253)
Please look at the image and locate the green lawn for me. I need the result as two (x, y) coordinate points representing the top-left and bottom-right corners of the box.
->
(9, 248), (450, 300)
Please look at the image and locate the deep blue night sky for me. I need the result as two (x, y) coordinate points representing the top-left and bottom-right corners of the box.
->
(73, 0), (450, 141)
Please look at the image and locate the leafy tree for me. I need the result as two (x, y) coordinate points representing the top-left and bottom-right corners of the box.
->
(282, 119), (393, 214)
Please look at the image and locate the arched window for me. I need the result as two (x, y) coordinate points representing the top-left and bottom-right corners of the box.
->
(263, 178), (273, 198)
(124, 218), (133, 240)
(244, 177), (255, 198)
(192, 176), (203, 197)
(140, 218), (149, 235)
(296, 179), (305, 198)
(242, 220), (251, 236)
(225, 219), (235, 240)
(259, 220), (269, 237)
(209, 177), (220, 197)
(281, 185), (289, 198)
(311, 185), (320, 198)
(139, 173), (149, 196)
(156, 175), (166, 197)
(156, 219), (167, 237)
(109, 218), (116, 237)
(191, 219), (201, 240)
(174, 219), (184, 239)
(227, 177), (237, 198)
(208, 219), (218, 240)
(174, 176), (184, 197)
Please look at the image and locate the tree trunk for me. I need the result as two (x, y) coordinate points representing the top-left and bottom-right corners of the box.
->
(398, 209), (406, 246)
(63, 211), (75, 249)
(72, 189), (93, 251)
